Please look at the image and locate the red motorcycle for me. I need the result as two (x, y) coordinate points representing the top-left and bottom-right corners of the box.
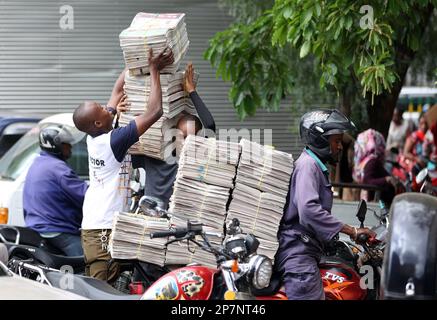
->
(141, 219), (287, 300)
(141, 200), (386, 300)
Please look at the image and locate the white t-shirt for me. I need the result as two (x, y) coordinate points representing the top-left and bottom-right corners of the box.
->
(81, 120), (138, 230)
(386, 120), (409, 151)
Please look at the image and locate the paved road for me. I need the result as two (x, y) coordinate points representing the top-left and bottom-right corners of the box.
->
(332, 200), (380, 227)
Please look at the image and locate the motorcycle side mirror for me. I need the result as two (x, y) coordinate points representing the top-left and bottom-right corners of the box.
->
(416, 168), (428, 185)
(130, 168), (146, 193)
(356, 199), (367, 227)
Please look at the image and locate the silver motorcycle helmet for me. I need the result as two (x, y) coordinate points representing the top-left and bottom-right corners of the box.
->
(299, 109), (356, 163)
(39, 124), (84, 156)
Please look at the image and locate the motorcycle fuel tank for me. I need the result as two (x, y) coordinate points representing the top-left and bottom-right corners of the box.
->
(141, 266), (217, 300)
(320, 257), (367, 300)
(381, 193), (437, 299)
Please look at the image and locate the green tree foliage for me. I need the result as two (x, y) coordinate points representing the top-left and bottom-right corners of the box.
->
(206, 0), (436, 135)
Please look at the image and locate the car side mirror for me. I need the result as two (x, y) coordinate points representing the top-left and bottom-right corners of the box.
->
(356, 199), (367, 228)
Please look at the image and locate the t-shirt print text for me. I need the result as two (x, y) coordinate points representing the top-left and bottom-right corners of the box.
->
(90, 156), (106, 167)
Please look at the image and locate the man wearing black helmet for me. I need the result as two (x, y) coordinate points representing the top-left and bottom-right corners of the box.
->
(23, 125), (88, 256)
(275, 109), (375, 300)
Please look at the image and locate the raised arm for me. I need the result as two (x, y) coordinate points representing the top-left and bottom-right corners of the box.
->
(134, 47), (174, 136)
(107, 69), (127, 109)
(184, 62), (216, 132)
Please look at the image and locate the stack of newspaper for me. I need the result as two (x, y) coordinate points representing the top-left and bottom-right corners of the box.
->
(168, 136), (241, 230)
(164, 215), (222, 268)
(109, 212), (171, 266)
(123, 71), (199, 119)
(120, 12), (189, 75)
(119, 115), (180, 160)
(119, 71), (200, 160)
(226, 139), (294, 260)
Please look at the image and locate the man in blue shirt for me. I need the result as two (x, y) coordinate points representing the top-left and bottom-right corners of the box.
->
(23, 125), (88, 256)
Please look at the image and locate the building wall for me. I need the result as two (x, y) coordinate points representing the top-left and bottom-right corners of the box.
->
(0, 0), (310, 154)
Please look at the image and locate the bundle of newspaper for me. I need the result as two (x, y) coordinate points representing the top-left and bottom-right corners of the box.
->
(176, 135), (241, 188)
(119, 71), (199, 160)
(118, 114), (179, 160)
(120, 13), (189, 75)
(168, 136), (241, 229)
(123, 71), (199, 119)
(109, 212), (171, 266)
(235, 139), (294, 202)
(226, 139), (294, 260)
(165, 215), (222, 268)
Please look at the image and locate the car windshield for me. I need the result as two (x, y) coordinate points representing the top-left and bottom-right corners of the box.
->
(0, 126), (89, 180)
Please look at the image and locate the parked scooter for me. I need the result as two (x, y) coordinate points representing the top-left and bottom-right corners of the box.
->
(1, 225), (85, 276)
(4, 168), (162, 294)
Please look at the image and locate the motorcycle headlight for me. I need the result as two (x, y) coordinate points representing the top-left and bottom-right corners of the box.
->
(247, 255), (272, 289)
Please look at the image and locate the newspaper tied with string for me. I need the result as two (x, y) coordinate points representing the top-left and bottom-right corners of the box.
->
(120, 13), (189, 75)
(109, 212), (171, 266)
(166, 135), (240, 265)
(118, 71), (199, 160)
(225, 139), (294, 261)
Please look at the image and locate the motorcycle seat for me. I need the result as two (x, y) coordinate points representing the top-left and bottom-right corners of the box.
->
(8, 245), (85, 272)
(45, 271), (141, 300)
(319, 255), (352, 267)
(0, 226), (43, 247)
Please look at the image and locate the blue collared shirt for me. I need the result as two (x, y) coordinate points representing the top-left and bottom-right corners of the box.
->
(23, 151), (88, 235)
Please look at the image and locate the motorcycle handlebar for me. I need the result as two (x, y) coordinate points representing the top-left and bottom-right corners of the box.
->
(150, 228), (189, 239)
(357, 233), (369, 243)
(357, 233), (380, 246)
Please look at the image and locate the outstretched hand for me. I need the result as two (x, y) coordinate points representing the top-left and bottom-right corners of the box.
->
(183, 62), (196, 93)
(116, 94), (130, 115)
(148, 47), (174, 72)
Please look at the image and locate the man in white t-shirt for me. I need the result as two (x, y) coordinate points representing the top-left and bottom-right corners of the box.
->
(72, 48), (174, 282)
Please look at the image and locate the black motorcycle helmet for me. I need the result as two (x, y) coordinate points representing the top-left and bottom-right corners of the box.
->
(299, 109), (356, 162)
(39, 125), (75, 156)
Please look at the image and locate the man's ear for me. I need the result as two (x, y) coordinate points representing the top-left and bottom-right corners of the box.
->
(94, 120), (102, 128)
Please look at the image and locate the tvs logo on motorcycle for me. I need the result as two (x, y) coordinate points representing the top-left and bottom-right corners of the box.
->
(324, 272), (345, 283)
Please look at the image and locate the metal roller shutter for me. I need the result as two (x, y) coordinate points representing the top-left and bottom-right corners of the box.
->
(0, 0), (316, 155)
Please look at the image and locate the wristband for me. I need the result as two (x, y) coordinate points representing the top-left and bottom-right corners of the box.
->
(107, 106), (117, 116)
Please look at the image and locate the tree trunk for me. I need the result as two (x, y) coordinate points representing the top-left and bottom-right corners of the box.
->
(366, 4), (434, 138)
(339, 87), (352, 118)
(366, 89), (402, 138)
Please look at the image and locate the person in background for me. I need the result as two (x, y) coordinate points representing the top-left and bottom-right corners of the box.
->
(23, 125), (88, 256)
(353, 129), (397, 206)
(386, 107), (410, 155)
(402, 113), (432, 175)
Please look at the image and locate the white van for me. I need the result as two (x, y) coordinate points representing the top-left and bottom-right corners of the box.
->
(0, 113), (88, 226)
